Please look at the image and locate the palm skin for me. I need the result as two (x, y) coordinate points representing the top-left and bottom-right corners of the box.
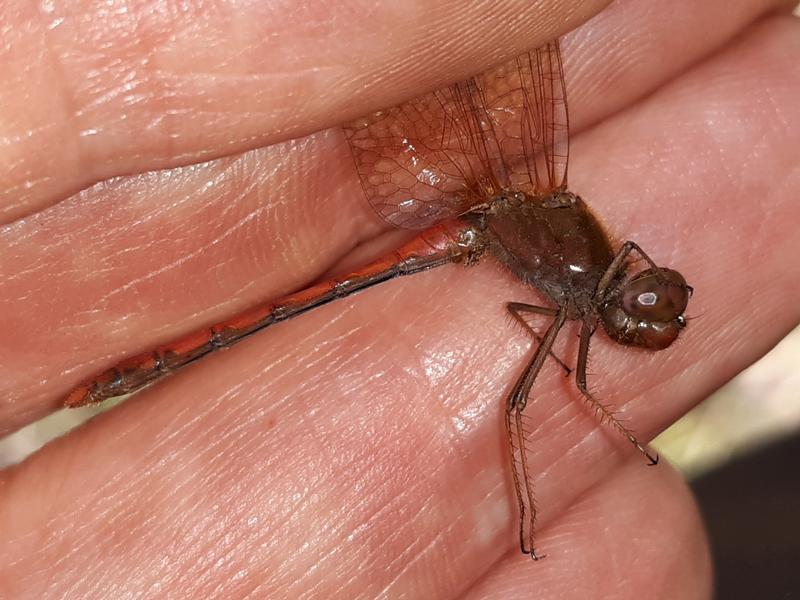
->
(1, 0), (798, 597)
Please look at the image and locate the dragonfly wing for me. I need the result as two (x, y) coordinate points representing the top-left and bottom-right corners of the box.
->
(343, 39), (570, 229)
(343, 83), (498, 229)
(475, 40), (570, 195)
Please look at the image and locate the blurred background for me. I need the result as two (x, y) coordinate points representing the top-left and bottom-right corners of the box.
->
(657, 325), (800, 599)
(2, 325), (799, 596)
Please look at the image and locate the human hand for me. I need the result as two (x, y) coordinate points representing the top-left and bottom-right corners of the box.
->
(1, 0), (798, 597)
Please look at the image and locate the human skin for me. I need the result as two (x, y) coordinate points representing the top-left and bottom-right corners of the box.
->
(1, 0), (799, 597)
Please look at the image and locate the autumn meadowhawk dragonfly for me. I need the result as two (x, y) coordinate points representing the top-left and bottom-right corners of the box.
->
(65, 39), (691, 559)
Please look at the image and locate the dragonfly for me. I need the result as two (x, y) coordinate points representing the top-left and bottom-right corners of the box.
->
(64, 39), (691, 559)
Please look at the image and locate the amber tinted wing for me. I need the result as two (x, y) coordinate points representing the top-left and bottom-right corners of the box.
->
(479, 40), (569, 195)
(343, 82), (501, 229)
(343, 40), (569, 229)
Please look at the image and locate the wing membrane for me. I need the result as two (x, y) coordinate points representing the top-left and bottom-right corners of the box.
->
(344, 40), (570, 229)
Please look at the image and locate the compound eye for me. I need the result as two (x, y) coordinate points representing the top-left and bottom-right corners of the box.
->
(636, 319), (683, 350)
(622, 268), (690, 321)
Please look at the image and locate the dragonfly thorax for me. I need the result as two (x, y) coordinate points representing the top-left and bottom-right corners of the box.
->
(475, 189), (616, 319)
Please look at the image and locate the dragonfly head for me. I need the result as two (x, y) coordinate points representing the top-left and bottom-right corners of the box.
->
(600, 268), (691, 350)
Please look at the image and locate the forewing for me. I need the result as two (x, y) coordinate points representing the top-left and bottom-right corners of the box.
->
(343, 39), (570, 229)
(344, 83), (500, 229)
(476, 40), (570, 194)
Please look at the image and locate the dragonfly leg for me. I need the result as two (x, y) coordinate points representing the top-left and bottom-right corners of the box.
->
(504, 305), (567, 559)
(506, 302), (572, 376)
(574, 319), (658, 465)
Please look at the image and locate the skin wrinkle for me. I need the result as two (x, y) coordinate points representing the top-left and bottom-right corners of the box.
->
(194, 397), (294, 469)
(561, 0), (781, 133)
(321, 505), (403, 596)
(294, 494), (402, 598)
(461, 466), (706, 598)
(35, 1), (88, 191)
(301, 442), (442, 572)
(343, 509), (432, 597)
(171, 489), (254, 581)
(0, 0), (776, 220)
(322, 432), (476, 596)
(139, 4), (180, 164)
(95, 174), (264, 303)
(0, 5), (796, 600)
(0, 122), (59, 147)
(377, 522), (449, 598)
(263, 320), (362, 393)
(40, 150), (294, 356)
(60, 485), (183, 585)
(1, 0), (606, 222)
(312, 332), (376, 381)
(78, 67), (147, 120)
(208, 469), (313, 553)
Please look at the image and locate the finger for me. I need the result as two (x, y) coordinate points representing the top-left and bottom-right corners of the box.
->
(0, 302), (710, 597)
(0, 1), (791, 432)
(569, 13), (800, 412)
(1, 18), (796, 596)
(463, 460), (712, 600)
(0, 0), (783, 222)
(0, 0), (606, 223)
(0, 131), (370, 433)
(561, 0), (795, 128)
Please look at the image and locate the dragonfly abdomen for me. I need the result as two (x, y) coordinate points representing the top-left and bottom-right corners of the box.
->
(64, 219), (483, 407)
